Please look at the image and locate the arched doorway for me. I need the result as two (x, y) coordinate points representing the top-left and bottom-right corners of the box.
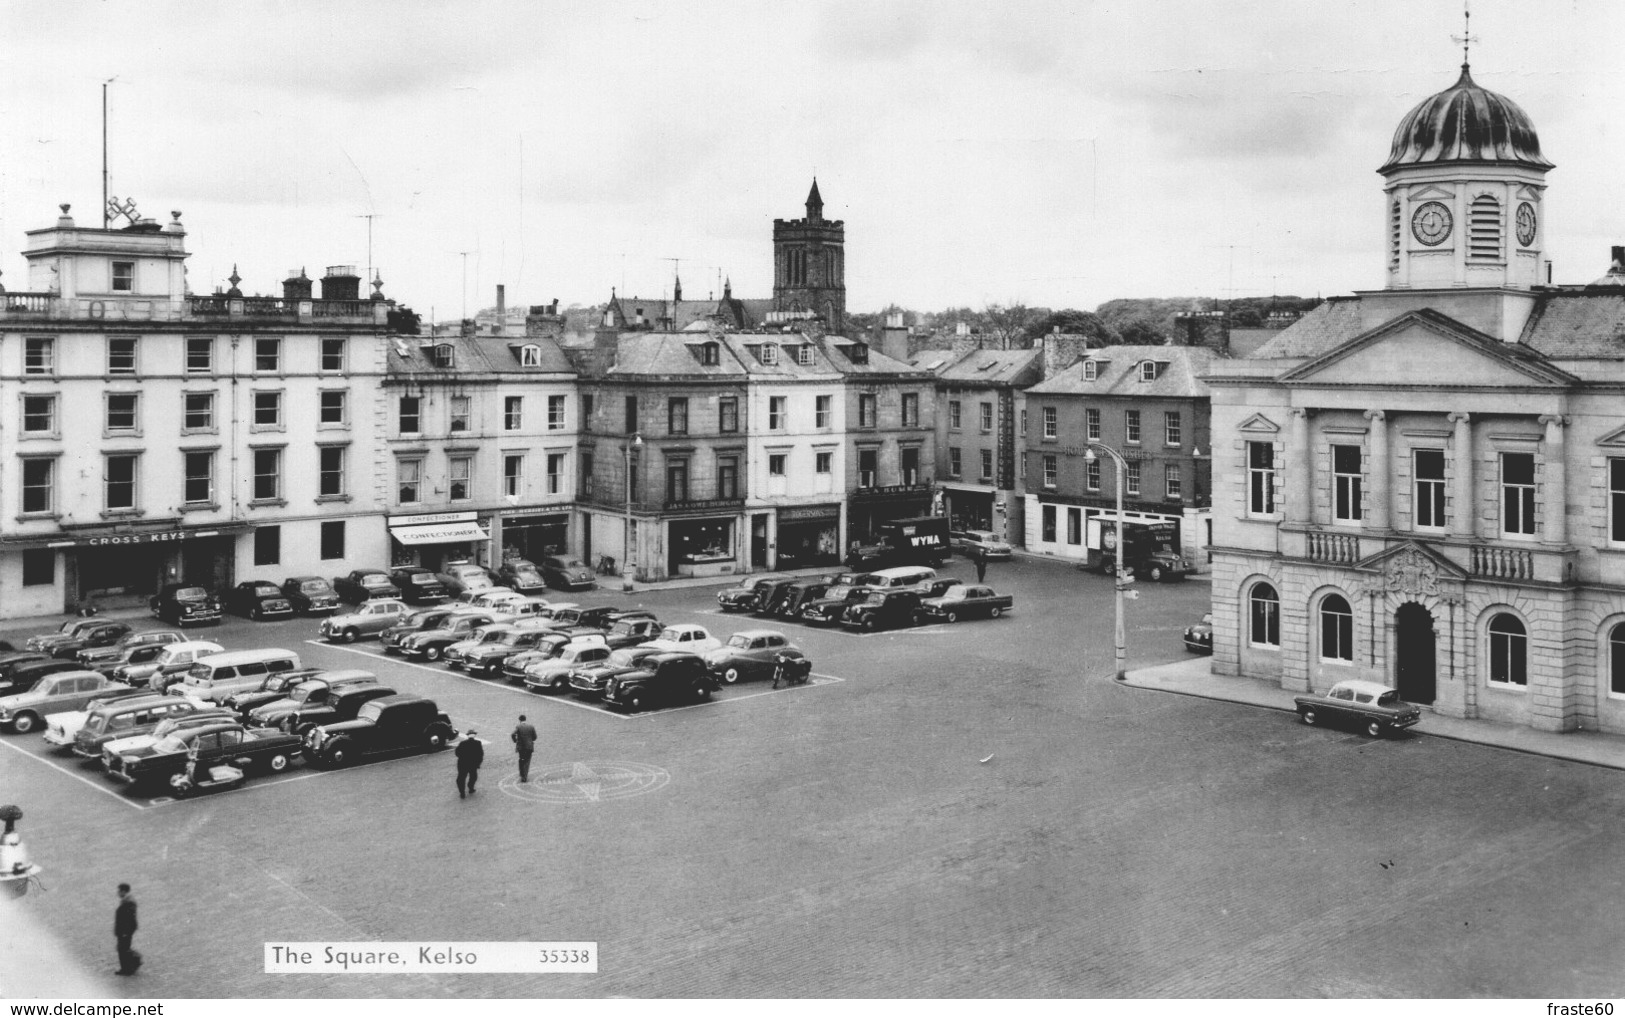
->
(1395, 602), (1436, 704)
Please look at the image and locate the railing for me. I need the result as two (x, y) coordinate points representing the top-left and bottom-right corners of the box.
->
(1471, 545), (1534, 580)
(2, 293), (54, 314)
(189, 297), (230, 316)
(1305, 531), (1360, 564)
(242, 297), (295, 316)
(313, 300), (373, 317)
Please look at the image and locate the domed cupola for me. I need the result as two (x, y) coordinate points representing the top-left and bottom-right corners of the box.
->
(1380, 64), (1552, 293)
(1380, 64), (1552, 173)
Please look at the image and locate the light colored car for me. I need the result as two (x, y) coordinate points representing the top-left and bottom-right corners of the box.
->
(468, 589), (533, 611)
(1294, 679), (1422, 738)
(952, 529), (1013, 560)
(641, 623), (723, 655)
(522, 641), (615, 693)
(320, 599), (412, 642)
(703, 630), (808, 684)
(0, 671), (131, 734)
(456, 585), (513, 604)
(118, 641), (225, 691)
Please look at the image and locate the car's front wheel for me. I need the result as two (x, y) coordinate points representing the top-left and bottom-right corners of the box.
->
(1365, 720), (1386, 739)
(424, 645), (443, 661)
(1300, 708), (1318, 726)
(693, 683), (712, 702)
(990, 607), (1003, 618)
(10, 712), (40, 734)
(626, 690), (646, 712)
(945, 610), (959, 624)
(426, 729), (448, 750)
(550, 675), (569, 692)
(343, 628), (359, 643)
(322, 743), (350, 768)
(722, 667), (741, 685)
(266, 752), (291, 773)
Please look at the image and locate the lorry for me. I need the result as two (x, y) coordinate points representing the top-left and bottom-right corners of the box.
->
(845, 515), (951, 570)
(1086, 519), (1191, 582)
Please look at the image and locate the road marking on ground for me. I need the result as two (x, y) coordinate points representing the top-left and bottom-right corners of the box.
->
(0, 739), (145, 810)
(496, 760), (671, 804)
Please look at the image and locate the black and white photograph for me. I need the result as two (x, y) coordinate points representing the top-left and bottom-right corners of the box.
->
(2, 0), (1624, 1004)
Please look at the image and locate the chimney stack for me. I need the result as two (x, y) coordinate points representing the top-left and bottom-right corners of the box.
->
(282, 268), (313, 301)
(497, 284), (506, 315)
(320, 265), (360, 301)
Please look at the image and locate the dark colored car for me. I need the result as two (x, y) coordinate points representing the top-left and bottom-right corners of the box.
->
(841, 590), (923, 632)
(602, 616), (663, 650)
(25, 618), (114, 653)
(279, 576), (342, 615)
(703, 630), (809, 684)
(275, 681), (396, 737)
(496, 559), (548, 594)
(538, 605), (608, 631)
(247, 672), (380, 731)
(3, 658), (89, 700)
(575, 606), (655, 631)
(37, 620), (134, 659)
(568, 646), (665, 699)
(501, 632), (608, 683)
(444, 625), (559, 678)
(0, 652), (50, 696)
(540, 555), (596, 592)
(1184, 613), (1214, 654)
(435, 562), (495, 598)
(717, 575), (788, 613)
(601, 652), (718, 712)
(379, 606), (475, 654)
(225, 580), (296, 621)
(397, 612), (501, 661)
(800, 584), (876, 626)
(150, 583), (223, 627)
(222, 668), (327, 721)
(1295, 680), (1423, 739)
(389, 568), (450, 605)
(303, 695), (457, 768)
(77, 631), (184, 674)
(915, 584), (1012, 624)
(775, 581), (830, 619)
(754, 581), (799, 617)
(919, 577), (966, 600)
(333, 569), (401, 603)
(105, 721), (304, 787)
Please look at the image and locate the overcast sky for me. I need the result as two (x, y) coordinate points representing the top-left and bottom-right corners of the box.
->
(1, 1), (1620, 321)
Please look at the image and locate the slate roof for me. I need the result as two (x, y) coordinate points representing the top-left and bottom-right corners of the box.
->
(928, 347), (1043, 387)
(1519, 293), (1625, 359)
(605, 333), (748, 378)
(1027, 344), (1214, 399)
(387, 334), (575, 376)
(1247, 298), (1367, 359)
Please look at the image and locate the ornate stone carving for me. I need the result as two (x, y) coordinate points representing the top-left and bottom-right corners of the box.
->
(1384, 545), (1440, 597)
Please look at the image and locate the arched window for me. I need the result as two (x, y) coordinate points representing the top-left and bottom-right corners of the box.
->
(1320, 594), (1354, 662)
(1248, 582), (1279, 647)
(1469, 194), (1502, 262)
(1488, 613), (1527, 686)
(1609, 623), (1625, 697)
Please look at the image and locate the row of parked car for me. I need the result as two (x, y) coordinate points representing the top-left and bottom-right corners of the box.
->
(144, 557), (601, 628)
(717, 567), (1015, 631)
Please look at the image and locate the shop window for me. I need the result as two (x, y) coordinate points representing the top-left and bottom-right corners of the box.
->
(25, 338), (54, 376)
(1488, 613), (1528, 686)
(319, 447), (348, 498)
(107, 337), (138, 376)
(21, 549), (53, 587)
(720, 397), (739, 433)
(254, 526), (281, 567)
(187, 338), (213, 374)
(1320, 594), (1354, 662)
(104, 454), (137, 511)
(1041, 505), (1057, 543)
(255, 337), (281, 372)
(448, 456), (471, 501)
(980, 449), (993, 481)
(1086, 408), (1100, 441)
(858, 394), (876, 429)
(21, 458), (53, 514)
(1165, 412), (1181, 447)
(253, 449), (282, 502)
(320, 521), (346, 560)
(1415, 449), (1446, 529)
(979, 402), (993, 433)
(1066, 508), (1081, 545)
(666, 460), (689, 503)
(399, 396), (421, 433)
(397, 459), (422, 504)
(504, 396), (523, 431)
(547, 453), (565, 495)
(949, 401), (962, 431)
(321, 390), (349, 427)
(183, 451), (214, 505)
(902, 393), (919, 427)
(548, 395), (566, 431)
(1249, 583), (1280, 647)
(769, 396), (787, 431)
(112, 260), (134, 292)
(1501, 452), (1536, 535)
(949, 447), (962, 477)
(668, 398), (689, 435)
(859, 449), (877, 488)
(902, 447), (919, 485)
(769, 454), (787, 477)
(1085, 458), (1100, 492)
(1043, 454), (1058, 489)
(718, 456), (739, 499)
(449, 396), (470, 432)
(1248, 442), (1276, 515)
(321, 338), (346, 372)
(1333, 444), (1363, 522)
(815, 451), (832, 475)
(1043, 406), (1058, 440)
(253, 391), (283, 428)
(815, 395), (831, 429)
(22, 394), (56, 435)
(1125, 410), (1141, 444)
(505, 455), (524, 497)
(184, 392), (216, 432)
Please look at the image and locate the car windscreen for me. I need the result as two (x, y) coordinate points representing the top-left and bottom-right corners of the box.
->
(174, 587), (210, 601)
(362, 575), (393, 586)
(152, 735), (188, 753)
(406, 572), (436, 583)
(356, 701), (386, 722)
(726, 634), (750, 649)
(299, 580), (331, 594)
(289, 683), (324, 703)
(253, 584), (280, 596)
(655, 629), (682, 642)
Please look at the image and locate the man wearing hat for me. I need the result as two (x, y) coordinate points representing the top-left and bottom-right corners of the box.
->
(455, 729), (485, 798)
(511, 714), (538, 783)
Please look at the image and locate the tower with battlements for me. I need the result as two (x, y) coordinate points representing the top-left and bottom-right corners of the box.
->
(772, 180), (846, 333)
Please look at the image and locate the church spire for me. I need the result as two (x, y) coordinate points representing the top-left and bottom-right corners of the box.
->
(806, 178), (823, 222)
(673, 273), (682, 303)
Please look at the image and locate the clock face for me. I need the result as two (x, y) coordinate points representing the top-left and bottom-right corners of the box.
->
(1516, 202), (1537, 247)
(1411, 201), (1453, 246)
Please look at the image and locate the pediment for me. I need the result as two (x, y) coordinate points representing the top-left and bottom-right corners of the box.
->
(1279, 310), (1576, 390)
(1353, 540), (1469, 596)
(1598, 424), (1625, 448)
(1237, 413), (1280, 434)
(1515, 184), (1543, 201)
(1407, 184), (1455, 201)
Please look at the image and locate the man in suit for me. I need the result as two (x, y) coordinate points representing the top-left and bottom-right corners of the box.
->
(455, 729), (485, 798)
(511, 714), (538, 783)
(114, 883), (141, 975)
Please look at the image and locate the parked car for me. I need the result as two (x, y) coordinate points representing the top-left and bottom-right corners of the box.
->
(0, 670), (131, 734)
(522, 641), (614, 693)
(117, 641), (224, 691)
(150, 583), (223, 627)
(168, 649), (303, 704)
(641, 623), (723, 655)
(389, 568), (450, 605)
(303, 695), (457, 768)
(225, 580), (296, 621)
(574, 606), (654, 631)
(840, 590), (923, 631)
(5, 659), (97, 701)
(27, 618), (133, 658)
(915, 584), (1012, 624)
(468, 589), (542, 613)
(319, 599), (412, 643)
(496, 558), (548, 594)
(398, 612), (502, 661)
(273, 679), (396, 737)
(105, 721), (304, 787)
(754, 581), (799, 617)
(445, 625), (560, 677)
(78, 631), (184, 674)
(435, 561), (495, 598)
(540, 556), (597, 592)
(0, 653), (51, 696)
(568, 646), (666, 699)
(602, 616), (664, 650)
(333, 568), (401, 603)
(1294, 680), (1422, 739)
(800, 584), (876, 626)
(379, 606), (480, 653)
(501, 632), (609, 683)
(279, 576), (342, 615)
(535, 604), (597, 630)
(42, 690), (174, 751)
(222, 668), (327, 721)
(775, 581), (830, 620)
(717, 575), (789, 613)
(704, 630), (809, 684)
(454, 585), (512, 604)
(951, 529), (1013, 560)
(247, 671), (381, 731)
(58, 695), (216, 761)
(601, 652), (719, 712)
(1183, 613), (1214, 654)
(98, 707), (238, 761)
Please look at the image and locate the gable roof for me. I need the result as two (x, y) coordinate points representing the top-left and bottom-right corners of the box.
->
(937, 348), (1043, 387)
(386, 334), (576, 377)
(1027, 344), (1214, 398)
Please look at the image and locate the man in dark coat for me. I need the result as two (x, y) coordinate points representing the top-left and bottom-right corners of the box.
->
(455, 729), (485, 798)
(511, 714), (538, 783)
(114, 883), (141, 975)
(970, 547), (988, 583)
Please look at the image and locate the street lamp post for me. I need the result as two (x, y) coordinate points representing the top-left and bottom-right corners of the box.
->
(1085, 442), (1129, 681)
(623, 433), (642, 591)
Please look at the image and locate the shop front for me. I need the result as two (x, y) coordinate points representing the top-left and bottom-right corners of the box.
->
(498, 512), (570, 565)
(4, 521), (249, 617)
(668, 513), (739, 578)
(847, 483), (933, 544)
(774, 504), (842, 570)
(941, 485), (995, 533)
(387, 511), (494, 571)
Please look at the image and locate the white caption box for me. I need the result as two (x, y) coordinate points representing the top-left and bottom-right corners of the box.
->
(265, 941), (597, 973)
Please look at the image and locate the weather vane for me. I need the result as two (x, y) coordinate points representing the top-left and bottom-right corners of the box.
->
(1452, 3), (1478, 67)
(105, 195), (140, 227)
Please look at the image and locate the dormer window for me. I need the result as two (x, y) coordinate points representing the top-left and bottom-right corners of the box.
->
(701, 343), (719, 366)
(431, 343), (456, 369)
(1139, 361), (1159, 382)
(112, 261), (134, 292)
(520, 344), (542, 367)
(1083, 360), (1098, 381)
(761, 344), (779, 365)
(795, 344), (814, 366)
(846, 343), (869, 364)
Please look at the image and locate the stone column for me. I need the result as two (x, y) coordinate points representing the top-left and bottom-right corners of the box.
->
(1287, 408), (1311, 525)
(1540, 414), (1568, 546)
(1448, 412), (1474, 539)
(1364, 410), (1389, 531)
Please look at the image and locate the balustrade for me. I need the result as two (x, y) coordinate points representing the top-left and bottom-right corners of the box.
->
(1305, 530), (1360, 564)
(1471, 544), (1534, 580)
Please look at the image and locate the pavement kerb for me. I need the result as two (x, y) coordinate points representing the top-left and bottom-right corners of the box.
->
(1122, 656), (1625, 772)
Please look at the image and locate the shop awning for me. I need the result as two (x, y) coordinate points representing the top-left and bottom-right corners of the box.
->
(389, 522), (491, 546)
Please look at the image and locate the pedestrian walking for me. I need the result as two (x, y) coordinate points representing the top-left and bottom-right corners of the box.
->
(455, 729), (485, 798)
(971, 548), (988, 583)
(511, 714), (538, 783)
(114, 883), (141, 976)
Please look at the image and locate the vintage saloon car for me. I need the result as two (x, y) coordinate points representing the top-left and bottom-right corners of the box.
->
(1294, 680), (1422, 738)
(568, 646), (665, 699)
(0, 671), (132, 734)
(150, 583), (223, 627)
(841, 590), (923, 632)
(379, 606), (476, 652)
(60, 695), (217, 760)
(950, 529), (1014, 561)
(500, 631), (608, 683)
(105, 721), (304, 787)
(717, 575), (788, 613)
(602, 616), (663, 650)
(27, 619), (134, 658)
(222, 668), (327, 720)
(540, 556), (597, 592)
(247, 672), (380, 731)
(319, 599), (412, 643)
(332, 568), (401, 603)
(225, 580), (296, 621)
(99, 707), (237, 760)
(78, 631), (184, 674)
(1183, 613), (1214, 654)
(522, 641), (614, 693)
(640, 624), (722, 655)
(496, 558), (548, 594)
(703, 630), (810, 684)
(444, 625), (557, 677)
(303, 695), (457, 768)
(279, 576), (342, 615)
(389, 569), (450, 605)
(117, 641), (224, 691)
(397, 612), (503, 661)
(0, 653), (51, 696)
(915, 585), (1012, 624)
(799, 583), (875, 626)
(601, 652), (718, 712)
(774, 581), (830, 619)
(435, 561), (495, 598)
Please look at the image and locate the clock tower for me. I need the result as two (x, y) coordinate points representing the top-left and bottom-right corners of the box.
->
(1379, 63), (1552, 292)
